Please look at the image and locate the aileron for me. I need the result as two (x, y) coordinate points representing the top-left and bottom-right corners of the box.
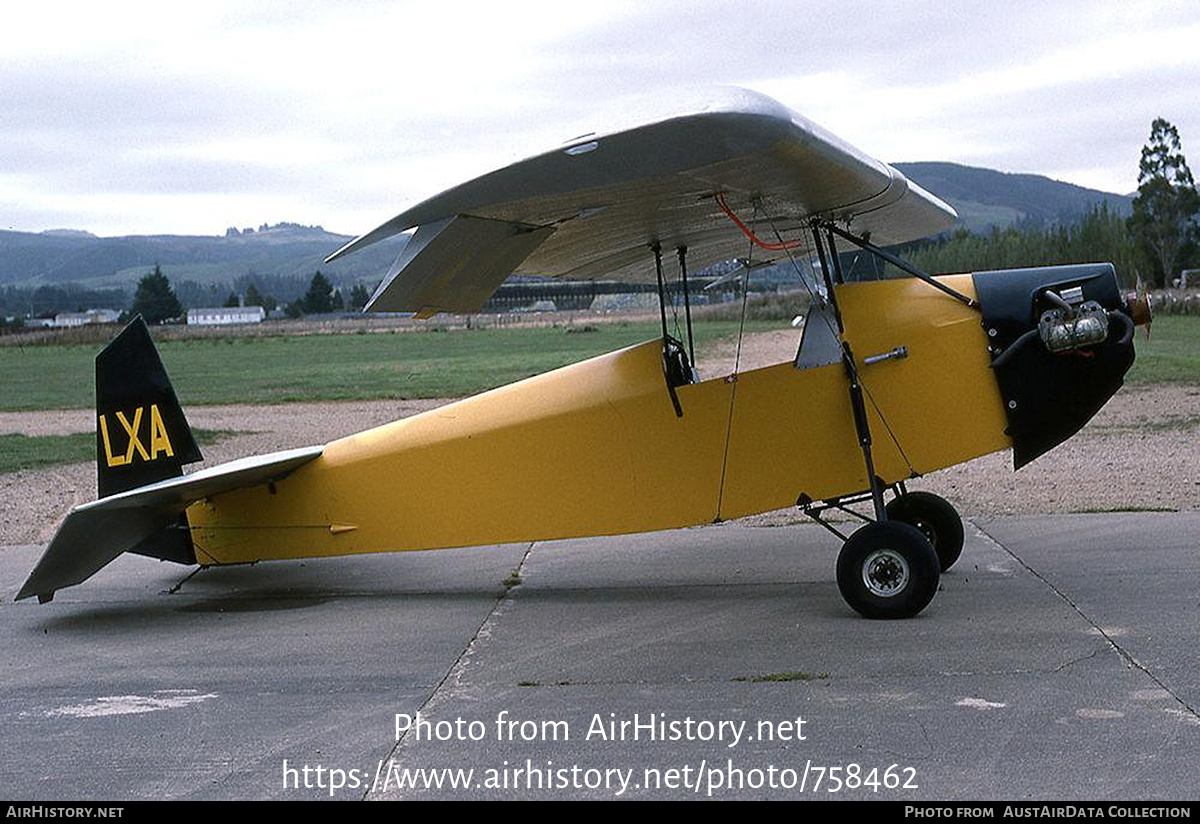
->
(366, 215), (555, 315)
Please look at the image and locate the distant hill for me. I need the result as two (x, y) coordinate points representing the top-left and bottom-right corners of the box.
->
(0, 164), (1135, 297)
(0, 223), (402, 291)
(893, 162), (1133, 235)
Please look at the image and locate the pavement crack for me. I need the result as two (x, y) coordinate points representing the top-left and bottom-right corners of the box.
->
(934, 664), (1086, 677)
(1050, 648), (1103, 674)
(362, 541), (535, 800)
(515, 578), (825, 595)
(515, 676), (834, 688)
(971, 519), (1200, 725)
(915, 720), (935, 757)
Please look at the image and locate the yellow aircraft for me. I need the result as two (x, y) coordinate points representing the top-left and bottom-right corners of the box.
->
(17, 88), (1148, 618)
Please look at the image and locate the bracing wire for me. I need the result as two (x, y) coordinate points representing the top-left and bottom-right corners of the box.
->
(667, 265), (684, 344)
(730, 257), (753, 377)
(714, 198), (761, 519)
(765, 216), (842, 345)
(764, 217), (918, 478)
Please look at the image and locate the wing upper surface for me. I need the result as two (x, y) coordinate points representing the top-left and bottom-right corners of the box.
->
(330, 87), (956, 313)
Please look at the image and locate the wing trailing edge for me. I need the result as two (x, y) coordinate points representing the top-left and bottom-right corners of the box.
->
(364, 214), (555, 316)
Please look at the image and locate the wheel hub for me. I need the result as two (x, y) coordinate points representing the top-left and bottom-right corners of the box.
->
(862, 549), (910, 597)
(912, 518), (936, 547)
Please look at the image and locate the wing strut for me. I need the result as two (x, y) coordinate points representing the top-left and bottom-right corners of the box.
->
(809, 227), (887, 521)
(749, 212), (961, 526)
(652, 243), (670, 344)
(650, 243), (689, 417)
(820, 222), (979, 310)
(677, 246), (696, 368)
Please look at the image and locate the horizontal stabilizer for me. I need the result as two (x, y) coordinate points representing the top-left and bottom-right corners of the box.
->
(365, 215), (555, 316)
(16, 446), (323, 602)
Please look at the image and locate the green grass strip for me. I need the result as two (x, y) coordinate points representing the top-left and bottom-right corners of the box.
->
(0, 429), (234, 475)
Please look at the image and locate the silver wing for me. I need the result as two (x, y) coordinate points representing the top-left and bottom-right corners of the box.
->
(328, 87), (956, 316)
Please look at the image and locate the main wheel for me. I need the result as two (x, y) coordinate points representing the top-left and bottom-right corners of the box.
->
(836, 521), (940, 619)
(885, 491), (964, 572)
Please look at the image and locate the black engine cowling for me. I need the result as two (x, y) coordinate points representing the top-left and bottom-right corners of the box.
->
(972, 263), (1137, 469)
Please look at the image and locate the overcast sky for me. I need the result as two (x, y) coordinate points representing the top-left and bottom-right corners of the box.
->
(3, 1), (1198, 238)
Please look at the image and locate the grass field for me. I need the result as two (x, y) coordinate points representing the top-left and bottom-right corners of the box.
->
(0, 429), (234, 475)
(1123, 315), (1200, 385)
(0, 320), (775, 412)
(0, 316), (1193, 412)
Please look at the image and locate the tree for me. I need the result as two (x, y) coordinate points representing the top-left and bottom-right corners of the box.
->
(130, 265), (183, 324)
(348, 283), (371, 310)
(243, 283), (276, 313)
(301, 271), (336, 314)
(223, 291), (240, 307)
(1128, 118), (1200, 287)
(904, 203), (1138, 285)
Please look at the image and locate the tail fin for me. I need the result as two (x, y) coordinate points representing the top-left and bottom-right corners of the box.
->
(17, 318), (324, 602)
(95, 316), (202, 497)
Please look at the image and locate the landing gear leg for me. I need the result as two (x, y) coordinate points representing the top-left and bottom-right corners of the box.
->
(833, 338), (941, 618)
(809, 227), (941, 619)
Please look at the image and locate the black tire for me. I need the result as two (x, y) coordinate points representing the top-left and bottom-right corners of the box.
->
(885, 491), (964, 572)
(836, 521), (940, 619)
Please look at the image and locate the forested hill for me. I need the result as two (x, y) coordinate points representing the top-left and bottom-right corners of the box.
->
(0, 164), (1134, 291)
(0, 223), (400, 289)
(893, 162), (1133, 234)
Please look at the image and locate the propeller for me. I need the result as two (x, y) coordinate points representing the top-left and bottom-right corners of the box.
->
(1125, 273), (1154, 341)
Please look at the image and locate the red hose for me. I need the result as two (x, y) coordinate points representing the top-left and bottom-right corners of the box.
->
(713, 192), (806, 252)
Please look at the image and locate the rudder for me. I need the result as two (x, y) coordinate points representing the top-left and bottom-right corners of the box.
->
(95, 315), (202, 497)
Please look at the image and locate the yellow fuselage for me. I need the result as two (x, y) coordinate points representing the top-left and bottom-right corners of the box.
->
(187, 275), (1010, 566)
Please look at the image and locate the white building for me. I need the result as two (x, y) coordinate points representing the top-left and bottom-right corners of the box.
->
(53, 309), (121, 327)
(187, 306), (267, 326)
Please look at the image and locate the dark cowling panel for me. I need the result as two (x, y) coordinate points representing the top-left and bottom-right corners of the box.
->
(973, 264), (1136, 469)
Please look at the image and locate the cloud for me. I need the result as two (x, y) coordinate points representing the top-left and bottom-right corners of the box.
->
(1, 0), (1197, 235)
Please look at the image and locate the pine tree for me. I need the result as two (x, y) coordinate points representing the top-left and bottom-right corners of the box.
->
(301, 271), (335, 314)
(243, 282), (276, 312)
(130, 265), (183, 324)
(223, 291), (240, 307)
(904, 203), (1139, 285)
(348, 283), (371, 310)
